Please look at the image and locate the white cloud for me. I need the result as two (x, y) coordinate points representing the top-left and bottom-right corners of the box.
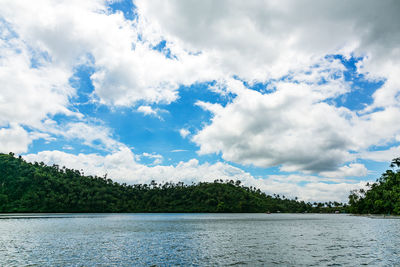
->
(179, 128), (190, 138)
(135, 0), (400, 173)
(25, 120), (124, 153)
(267, 174), (355, 184)
(2, 0), (399, 114)
(360, 146), (400, 162)
(0, 20), (74, 129)
(135, 0), (400, 82)
(137, 105), (157, 116)
(140, 152), (163, 165)
(0, 19), (125, 155)
(193, 77), (354, 173)
(262, 181), (367, 203)
(63, 122), (121, 151)
(0, 124), (32, 154)
(250, 177), (367, 203)
(320, 163), (368, 178)
(193, 74), (400, 173)
(0, 0), (218, 108)
(62, 145), (74, 150)
(137, 105), (168, 119)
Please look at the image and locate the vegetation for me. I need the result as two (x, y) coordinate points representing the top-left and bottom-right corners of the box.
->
(0, 152), (345, 213)
(348, 157), (400, 215)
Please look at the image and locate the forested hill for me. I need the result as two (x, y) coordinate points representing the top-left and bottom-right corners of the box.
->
(348, 157), (400, 215)
(0, 153), (344, 213)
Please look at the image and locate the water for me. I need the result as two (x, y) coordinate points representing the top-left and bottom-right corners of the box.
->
(0, 213), (399, 266)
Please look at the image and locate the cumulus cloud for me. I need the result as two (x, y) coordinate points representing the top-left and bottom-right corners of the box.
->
(179, 128), (190, 138)
(136, 0), (400, 81)
(192, 73), (400, 173)
(0, 124), (32, 154)
(360, 146), (400, 162)
(320, 163), (368, 178)
(140, 152), (164, 165)
(0, 0), (218, 155)
(137, 105), (168, 119)
(0, 20), (74, 129)
(261, 180), (367, 203)
(60, 122), (122, 151)
(137, 105), (157, 116)
(30, 120), (122, 152)
(0, 0), (218, 107)
(136, 0), (400, 173)
(250, 176), (367, 203)
(193, 77), (353, 172)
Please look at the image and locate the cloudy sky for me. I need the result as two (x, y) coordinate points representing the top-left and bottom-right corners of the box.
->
(1, 0), (400, 202)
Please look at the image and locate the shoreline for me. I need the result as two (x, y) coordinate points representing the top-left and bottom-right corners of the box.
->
(351, 214), (400, 219)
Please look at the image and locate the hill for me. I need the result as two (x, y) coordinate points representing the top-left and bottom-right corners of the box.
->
(348, 157), (400, 215)
(0, 152), (344, 213)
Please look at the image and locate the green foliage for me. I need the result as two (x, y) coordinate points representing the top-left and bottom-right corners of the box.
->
(0, 153), (343, 213)
(348, 157), (400, 215)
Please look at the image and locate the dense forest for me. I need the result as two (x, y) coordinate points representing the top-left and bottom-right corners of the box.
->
(0, 152), (346, 213)
(348, 157), (400, 215)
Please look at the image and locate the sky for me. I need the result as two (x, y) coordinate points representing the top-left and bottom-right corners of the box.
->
(1, 0), (400, 202)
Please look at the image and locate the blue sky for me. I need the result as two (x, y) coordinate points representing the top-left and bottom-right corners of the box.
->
(1, 0), (400, 202)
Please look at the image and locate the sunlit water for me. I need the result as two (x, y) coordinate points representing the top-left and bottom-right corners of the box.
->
(0, 213), (399, 266)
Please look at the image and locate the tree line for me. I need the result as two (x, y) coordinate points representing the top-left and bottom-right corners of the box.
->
(0, 152), (347, 213)
(348, 157), (400, 215)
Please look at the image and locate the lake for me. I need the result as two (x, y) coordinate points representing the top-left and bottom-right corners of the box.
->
(0, 213), (399, 266)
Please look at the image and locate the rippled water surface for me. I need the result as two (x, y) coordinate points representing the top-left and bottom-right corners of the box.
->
(0, 213), (399, 266)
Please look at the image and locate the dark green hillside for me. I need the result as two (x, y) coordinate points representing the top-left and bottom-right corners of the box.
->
(0, 152), (342, 213)
(348, 157), (400, 215)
